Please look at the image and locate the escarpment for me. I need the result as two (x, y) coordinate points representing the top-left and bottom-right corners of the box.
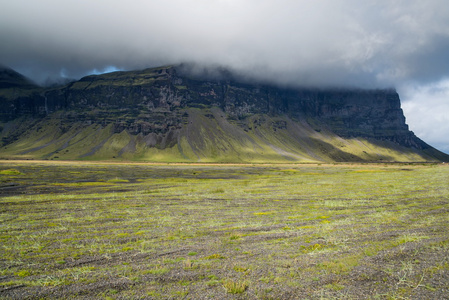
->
(0, 65), (447, 162)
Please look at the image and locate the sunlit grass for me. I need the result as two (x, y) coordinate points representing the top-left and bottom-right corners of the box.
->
(0, 162), (448, 298)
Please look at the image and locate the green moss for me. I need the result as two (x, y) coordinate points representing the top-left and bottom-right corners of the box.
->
(15, 270), (31, 277)
(143, 267), (169, 275)
(0, 168), (24, 175)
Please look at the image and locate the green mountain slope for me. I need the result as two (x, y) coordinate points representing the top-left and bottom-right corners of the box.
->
(0, 107), (445, 163)
(0, 65), (448, 162)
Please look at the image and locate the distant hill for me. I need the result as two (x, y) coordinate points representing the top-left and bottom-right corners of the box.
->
(0, 65), (38, 89)
(0, 65), (448, 162)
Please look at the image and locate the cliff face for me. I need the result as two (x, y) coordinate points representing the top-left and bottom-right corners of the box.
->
(0, 65), (446, 162)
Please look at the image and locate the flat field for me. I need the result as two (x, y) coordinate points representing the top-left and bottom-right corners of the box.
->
(0, 161), (448, 299)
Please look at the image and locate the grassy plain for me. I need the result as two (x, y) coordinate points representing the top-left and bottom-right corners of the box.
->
(0, 161), (448, 299)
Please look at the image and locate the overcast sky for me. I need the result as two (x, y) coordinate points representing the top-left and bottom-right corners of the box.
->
(1, 0), (448, 153)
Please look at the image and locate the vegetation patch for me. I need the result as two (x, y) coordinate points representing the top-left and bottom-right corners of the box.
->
(0, 161), (448, 299)
(222, 279), (249, 294)
(0, 168), (24, 175)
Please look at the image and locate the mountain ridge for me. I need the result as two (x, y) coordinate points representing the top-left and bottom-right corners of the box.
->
(0, 65), (447, 162)
(0, 65), (39, 89)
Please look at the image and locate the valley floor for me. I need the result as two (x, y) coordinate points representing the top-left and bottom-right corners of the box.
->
(0, 161), (448, 299)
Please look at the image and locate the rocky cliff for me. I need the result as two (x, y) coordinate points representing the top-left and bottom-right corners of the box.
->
(0, 65), (447, 162)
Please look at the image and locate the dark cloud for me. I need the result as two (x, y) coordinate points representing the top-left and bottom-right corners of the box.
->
(1, 0), (448, 87)
(1, 0), (448, 151)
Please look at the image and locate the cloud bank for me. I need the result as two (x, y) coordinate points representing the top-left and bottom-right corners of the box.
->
(1, 0), (449, 87)
(1, 0), (448, 152)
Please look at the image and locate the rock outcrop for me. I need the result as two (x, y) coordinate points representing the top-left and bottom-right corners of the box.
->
(0, 65), (447, 162)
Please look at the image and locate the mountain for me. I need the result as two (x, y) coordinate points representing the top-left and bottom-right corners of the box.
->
(0, 65), (39, 89)
(0, 65), (448, 162)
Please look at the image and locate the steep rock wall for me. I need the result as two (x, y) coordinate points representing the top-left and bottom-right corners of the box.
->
(0, 66), (440, 158)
